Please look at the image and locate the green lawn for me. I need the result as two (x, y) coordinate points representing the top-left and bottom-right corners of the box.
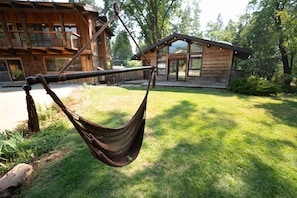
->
(19, 86), (297, 197)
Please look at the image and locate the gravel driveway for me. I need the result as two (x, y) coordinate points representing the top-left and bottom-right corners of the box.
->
(0, 84), (81, 131)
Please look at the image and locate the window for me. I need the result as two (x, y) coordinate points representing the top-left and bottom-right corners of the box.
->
(157, 62), (166, 75)
(65, 24), (78, 48)
(17, 23), (27, 47)
(169, 40), (188, 54)
(27, 23), (51, 47)
(190, 43), (203, 53)
(157, 47), (167, 75)
(45, 58), (82, 72)
(188, 54), (202, 77)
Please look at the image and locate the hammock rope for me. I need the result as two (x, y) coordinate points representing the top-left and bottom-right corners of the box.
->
(23, 3), (156, 166)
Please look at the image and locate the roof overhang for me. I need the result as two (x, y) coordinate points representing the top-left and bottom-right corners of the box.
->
(132, 33), (252, 60)
(0, 0), (102, 13)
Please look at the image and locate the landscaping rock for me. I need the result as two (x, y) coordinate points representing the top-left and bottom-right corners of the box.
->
(0, 163), (33, 197)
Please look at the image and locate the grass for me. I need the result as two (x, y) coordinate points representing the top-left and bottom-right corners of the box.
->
(3, 86), (297, 197)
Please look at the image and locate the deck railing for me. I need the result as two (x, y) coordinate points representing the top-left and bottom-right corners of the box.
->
(0, 31), (80, 49)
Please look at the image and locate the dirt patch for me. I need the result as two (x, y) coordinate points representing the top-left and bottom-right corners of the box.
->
(26, 148), (72, 185)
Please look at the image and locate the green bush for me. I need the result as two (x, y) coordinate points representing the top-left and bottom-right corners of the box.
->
(126, 60), (142, 67)
(228, 76), (279, 96)
(273, 74), (297, 94)
(0, 130), (24, 167)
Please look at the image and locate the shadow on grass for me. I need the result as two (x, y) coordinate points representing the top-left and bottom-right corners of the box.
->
(254, 98), (297, 128)
(21, 98), (297, 197)
(124, 86), (235, 97)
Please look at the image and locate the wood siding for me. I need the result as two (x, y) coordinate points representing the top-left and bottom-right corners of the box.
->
(202, 46), (233, 83)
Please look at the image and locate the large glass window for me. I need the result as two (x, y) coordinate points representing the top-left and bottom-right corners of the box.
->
(188, 54), (202, 77)
(45, 57), (82, 72)
(169, 40), (188, 54)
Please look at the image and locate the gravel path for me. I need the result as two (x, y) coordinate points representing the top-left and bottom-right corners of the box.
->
(0, 84), (81, 131)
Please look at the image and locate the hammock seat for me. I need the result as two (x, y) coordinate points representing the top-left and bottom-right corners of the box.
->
(36, 72), (153, 167)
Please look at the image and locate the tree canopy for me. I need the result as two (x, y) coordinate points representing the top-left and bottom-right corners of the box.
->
(233, 0), (297, 86)
(112, 31), (133, 66)
(120, 0), (182, 45)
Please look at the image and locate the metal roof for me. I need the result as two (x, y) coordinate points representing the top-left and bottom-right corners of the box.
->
(132, 33), (252, 60)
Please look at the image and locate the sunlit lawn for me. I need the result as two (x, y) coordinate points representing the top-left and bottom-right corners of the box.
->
(20, 86), (297, 197)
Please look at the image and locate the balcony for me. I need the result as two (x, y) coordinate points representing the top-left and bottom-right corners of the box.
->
(0, 30), (81, 54)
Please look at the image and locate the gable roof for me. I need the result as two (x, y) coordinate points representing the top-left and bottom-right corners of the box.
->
(132, 33), (252, 60)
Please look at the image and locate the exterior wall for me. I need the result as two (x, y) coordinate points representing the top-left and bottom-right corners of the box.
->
(0, 5), (111, 84)
(201, 45), (233, 83)
(141, 51), (157, 66)
(139, 40), (234, 87)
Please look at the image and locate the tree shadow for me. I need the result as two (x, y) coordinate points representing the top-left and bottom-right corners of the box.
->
(253, 98), (297, 128)
(124, 86), (236, 97)
(20, 94), (297, 197)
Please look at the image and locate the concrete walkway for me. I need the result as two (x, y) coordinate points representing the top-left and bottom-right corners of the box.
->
(0, 84), (81, 131)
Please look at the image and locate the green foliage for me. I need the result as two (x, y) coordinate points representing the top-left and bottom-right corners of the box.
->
(112, 31), (133, 66)
(170, 1), (202, 37)
(0, 130), (24, 167)
(204, 14), (225, 41)
(234, 0), (296, 81)
(125, 60), (141, 67)
(121, 0), (182, 45)
(228, 76), (279, 96)
(274, 74), (297, 94)
(0, 103), (69, 173)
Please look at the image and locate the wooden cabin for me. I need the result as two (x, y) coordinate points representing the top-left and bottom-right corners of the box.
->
(0, 1), (113, 85)
(132, 33), (252, 88)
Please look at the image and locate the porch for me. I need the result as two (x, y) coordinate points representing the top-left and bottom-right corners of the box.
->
(120, 79), (227, 89)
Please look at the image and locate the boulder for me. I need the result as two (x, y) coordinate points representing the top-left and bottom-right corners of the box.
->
(0, 163), (33, 197)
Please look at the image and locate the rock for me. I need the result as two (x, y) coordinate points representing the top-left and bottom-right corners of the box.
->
(0, 163), (33, 197)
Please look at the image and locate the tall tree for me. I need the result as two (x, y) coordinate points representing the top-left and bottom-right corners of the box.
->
(204, 14), (225, 41)
(170, 1), (202, 37)
(239, 0), (296, 84)
(112, 31), (133, 66)
(120, 0), (181, 45)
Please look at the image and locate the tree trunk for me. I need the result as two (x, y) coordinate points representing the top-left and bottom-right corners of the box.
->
(278, 38), (292, 86)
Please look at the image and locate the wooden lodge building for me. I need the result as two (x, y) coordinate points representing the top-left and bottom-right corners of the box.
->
(132, 33), (252, 88)
(0, 1), (113, 85)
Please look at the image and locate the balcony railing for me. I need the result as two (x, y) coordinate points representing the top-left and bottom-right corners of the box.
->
(0, 30), (80, 49)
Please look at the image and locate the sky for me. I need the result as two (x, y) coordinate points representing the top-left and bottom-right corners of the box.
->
(93, 0), (250, 31)
(199, 0), (250, 30)
(53, 0), (249, 31)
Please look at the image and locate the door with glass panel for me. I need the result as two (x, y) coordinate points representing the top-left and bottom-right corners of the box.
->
(177, 59), (186, 81)
(168, 59), (186, 81)
(168, 60), (177, 81)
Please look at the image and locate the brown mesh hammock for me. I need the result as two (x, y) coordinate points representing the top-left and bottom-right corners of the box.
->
(34, 68), (154, 167)
(23, 4), (156, 167)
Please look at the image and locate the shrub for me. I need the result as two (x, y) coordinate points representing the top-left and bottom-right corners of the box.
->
(228, 76), (279, 96)
(126, 60), (141, 67)
(273, 74), (297, 94)
(0, 130), (24, 167)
